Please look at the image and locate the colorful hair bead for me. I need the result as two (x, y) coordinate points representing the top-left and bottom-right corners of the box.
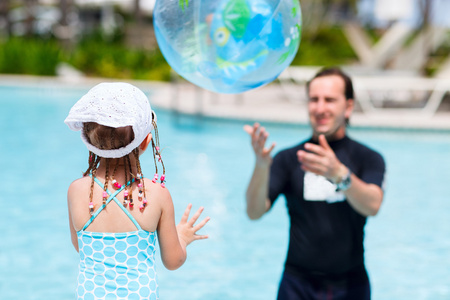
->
(152, 173), (158, 183)
(102, 191), (108, 204)
(89, 202), (94, 215)
(161, 182), (166, 188)
(112, 179), (122, 189)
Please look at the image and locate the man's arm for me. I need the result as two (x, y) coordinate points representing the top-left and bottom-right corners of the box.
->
(244, 123), (276, 220)
(246, 164), (272, 219)
(341, 171), (383, 216)
(298, 135), (383, 216)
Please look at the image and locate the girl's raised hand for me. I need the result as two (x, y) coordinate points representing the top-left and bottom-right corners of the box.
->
(176, 204), (210, 247)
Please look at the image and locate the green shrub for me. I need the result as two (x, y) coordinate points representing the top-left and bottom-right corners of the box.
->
(66, 31), (171, 81)
(0, 37), (62, 75)
(292, 26), (357, 66)
(0, 26), (357, 80)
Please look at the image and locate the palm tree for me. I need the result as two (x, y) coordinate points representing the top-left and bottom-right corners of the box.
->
(0, 0), (12, 36)
(300, 0), (358, 36)
(59, 0), (73, 27)
(24, 0), (38, 36)
(133, 0), (142, 26)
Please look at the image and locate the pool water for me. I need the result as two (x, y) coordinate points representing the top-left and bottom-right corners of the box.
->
(0, 83), (449, 300)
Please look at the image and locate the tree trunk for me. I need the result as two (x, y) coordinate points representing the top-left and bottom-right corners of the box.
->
(420, 0), (433, 73)
(134, 0), (142, 25)
(60, 0), (70, 27)
(24, 0), (38, 36)
(0, 0), (12, 36)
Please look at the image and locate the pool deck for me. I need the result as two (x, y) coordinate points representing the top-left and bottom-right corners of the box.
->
(2, 74), (450, 131)
(149, 81), (450, 131)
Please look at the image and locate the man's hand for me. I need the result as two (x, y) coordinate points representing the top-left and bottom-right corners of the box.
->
(244, 122), (276, 167)
(297, 134), (348, 183)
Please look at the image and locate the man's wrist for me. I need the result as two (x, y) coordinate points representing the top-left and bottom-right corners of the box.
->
(332, 164), (348, 183)
(334, 166), (352, 191)
(255, 157), (271, 168)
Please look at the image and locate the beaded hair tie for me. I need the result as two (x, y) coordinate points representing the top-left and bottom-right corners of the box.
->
(85, 115), (166, 215)
(151, 118), (166, 189)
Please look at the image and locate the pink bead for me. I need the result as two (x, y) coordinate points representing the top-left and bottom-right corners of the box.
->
(129, 202), (134, 207)
(160, 174), (165, 181)
(124, 190), (129, 197)
(143, 199), (148, 204)
(161, 183), (165, 188)
(139, 204), (144, 210)
(138, 183), (143, 188)
(102, 191), (108, 198)
(156, 147), (160, 151)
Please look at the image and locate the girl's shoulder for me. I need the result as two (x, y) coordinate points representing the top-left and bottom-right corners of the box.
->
(68, 176), (91, 195)
(143, 177), (172, 202)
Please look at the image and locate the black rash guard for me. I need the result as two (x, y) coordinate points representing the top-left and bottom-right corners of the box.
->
(269, 136), (386, 282)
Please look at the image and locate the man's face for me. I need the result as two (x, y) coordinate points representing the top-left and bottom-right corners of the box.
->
(307, 75), (354, 140)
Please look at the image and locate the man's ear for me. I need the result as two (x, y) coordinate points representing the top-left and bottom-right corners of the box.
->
(140, 133), (152, 152)
(345, 98), (355, 119)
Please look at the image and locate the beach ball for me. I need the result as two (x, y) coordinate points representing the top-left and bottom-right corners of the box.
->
(154, 0), (302, 94)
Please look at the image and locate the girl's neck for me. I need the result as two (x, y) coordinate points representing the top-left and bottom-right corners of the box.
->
(95, 157), (138, 176)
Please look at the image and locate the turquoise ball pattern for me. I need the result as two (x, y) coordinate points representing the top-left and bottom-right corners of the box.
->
(77, 230), (158, 300)
(154, 0), (302, 94)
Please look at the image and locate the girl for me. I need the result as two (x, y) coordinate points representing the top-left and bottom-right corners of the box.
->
(65, 82), (209, 300)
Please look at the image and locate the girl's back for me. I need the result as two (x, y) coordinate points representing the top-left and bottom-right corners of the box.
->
(65, 82), (209, 300)
(69, 174), (164, 233)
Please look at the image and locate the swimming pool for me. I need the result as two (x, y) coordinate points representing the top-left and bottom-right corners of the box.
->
(0, 82), (449, 300)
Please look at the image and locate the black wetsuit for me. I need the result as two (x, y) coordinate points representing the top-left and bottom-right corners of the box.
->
(269, 136), (386, 299)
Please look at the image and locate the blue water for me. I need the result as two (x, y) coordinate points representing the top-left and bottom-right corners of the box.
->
(0, 83), (449, 300)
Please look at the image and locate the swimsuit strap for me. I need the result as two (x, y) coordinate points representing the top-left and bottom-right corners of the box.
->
(81, 175), (141, 231)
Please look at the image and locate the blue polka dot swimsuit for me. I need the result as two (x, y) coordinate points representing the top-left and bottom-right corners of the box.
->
(76, 177), (158, 300)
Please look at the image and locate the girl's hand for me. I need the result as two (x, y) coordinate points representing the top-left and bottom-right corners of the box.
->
(176, 204), (210, 247)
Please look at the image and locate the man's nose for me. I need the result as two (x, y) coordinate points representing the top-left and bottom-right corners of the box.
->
(315, 99), (326, 113)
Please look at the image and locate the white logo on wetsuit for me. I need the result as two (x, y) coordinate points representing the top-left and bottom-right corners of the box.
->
(303, 171), (345, 203)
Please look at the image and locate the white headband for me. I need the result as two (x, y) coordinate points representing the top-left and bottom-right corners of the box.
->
(64, 82), (154, 158)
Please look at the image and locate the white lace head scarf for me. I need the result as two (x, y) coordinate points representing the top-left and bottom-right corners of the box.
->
(64, 82), (154, 158)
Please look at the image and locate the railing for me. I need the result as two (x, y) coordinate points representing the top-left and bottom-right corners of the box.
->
(277, 66), (450, 117)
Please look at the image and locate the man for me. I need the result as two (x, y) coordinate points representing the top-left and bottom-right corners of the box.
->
(244, 67), (386, 300)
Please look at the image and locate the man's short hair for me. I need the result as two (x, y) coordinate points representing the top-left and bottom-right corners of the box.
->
(307, 67), (354, 100)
